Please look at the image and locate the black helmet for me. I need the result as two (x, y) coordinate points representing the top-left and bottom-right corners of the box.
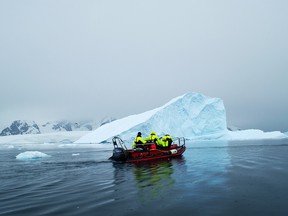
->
(137, 132), (142, 136)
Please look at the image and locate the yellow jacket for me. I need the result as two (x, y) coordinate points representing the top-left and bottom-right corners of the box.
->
(145, 134), (161, 145)
(162, 135), (173, 147)
(133, 136), (146, 148)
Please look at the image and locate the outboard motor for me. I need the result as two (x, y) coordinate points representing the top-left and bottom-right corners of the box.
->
(111, 147), (128, 161)
(110, 136), (128, 161)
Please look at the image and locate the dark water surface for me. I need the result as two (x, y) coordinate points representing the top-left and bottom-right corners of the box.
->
(1, 139), (288, 216)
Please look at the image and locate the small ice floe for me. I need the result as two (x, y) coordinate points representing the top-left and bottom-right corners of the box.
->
(16, 151), (51, 160)
(6, 145), (15, 149)
(0, 145), (15, 150)
(72, 153), (80, 156)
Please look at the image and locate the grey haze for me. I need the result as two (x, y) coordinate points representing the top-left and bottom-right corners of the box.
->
(0, 0), (287, 132)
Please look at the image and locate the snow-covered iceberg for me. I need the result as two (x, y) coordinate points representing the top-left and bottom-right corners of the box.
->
(16, 151), (50, 160)
(223, 129), (286, 140)
(75, 92), (228, 143)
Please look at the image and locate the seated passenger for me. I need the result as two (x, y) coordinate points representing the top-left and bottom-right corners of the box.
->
(161, 134), (173, 148)
(133, 132), (146, 149)
(145, 131), (162, 148)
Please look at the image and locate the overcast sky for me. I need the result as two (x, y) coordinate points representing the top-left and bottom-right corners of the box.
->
(0, 0), (287, 132)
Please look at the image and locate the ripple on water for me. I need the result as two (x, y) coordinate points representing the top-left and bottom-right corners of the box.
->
(1, 141), (288, 216)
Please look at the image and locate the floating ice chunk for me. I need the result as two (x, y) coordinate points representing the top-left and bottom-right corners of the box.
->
(72, 153), (80, 156)
(16, 151), (50, 160)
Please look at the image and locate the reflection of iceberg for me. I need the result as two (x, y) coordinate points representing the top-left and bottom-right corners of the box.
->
(16, 151), (50, 160)
(175, 140), (231, 197)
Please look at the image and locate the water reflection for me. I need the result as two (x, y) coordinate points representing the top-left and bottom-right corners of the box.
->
(132, 159), (179, 201)
(133, 160), (174, 187)
(112, 162), (128, 185)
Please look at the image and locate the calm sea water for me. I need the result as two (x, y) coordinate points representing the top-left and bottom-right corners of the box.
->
(1, 139), (288, 216)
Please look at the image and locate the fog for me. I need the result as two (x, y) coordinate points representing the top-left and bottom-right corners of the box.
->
(0, 0), (287, 132)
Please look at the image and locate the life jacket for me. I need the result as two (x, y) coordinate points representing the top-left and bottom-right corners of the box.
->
(134, 136), (145, 144)
(146, 134), (159, 143)
(162, 135), (173, 147)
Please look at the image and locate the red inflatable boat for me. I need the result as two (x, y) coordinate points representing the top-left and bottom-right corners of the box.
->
(110, 136), (186, 163)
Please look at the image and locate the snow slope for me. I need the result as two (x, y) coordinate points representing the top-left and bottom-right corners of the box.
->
(0, 131), (89, 144)
(0, 131), (113, 150)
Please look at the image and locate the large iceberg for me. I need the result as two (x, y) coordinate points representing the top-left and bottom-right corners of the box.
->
(75, 92), (228, 144)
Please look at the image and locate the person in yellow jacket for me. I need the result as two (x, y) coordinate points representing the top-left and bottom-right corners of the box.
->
(161, 134), (173, 148)
(145, 131), (162, 148)
(132, 132), (146, 148)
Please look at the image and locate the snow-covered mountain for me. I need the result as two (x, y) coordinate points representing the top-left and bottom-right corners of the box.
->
(99, 116), (117, 127)
(75, 92), (228, 143)
(0, 120), (99, 136)
(0, 120), (40, 136)
(39, 120), (98, 133)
